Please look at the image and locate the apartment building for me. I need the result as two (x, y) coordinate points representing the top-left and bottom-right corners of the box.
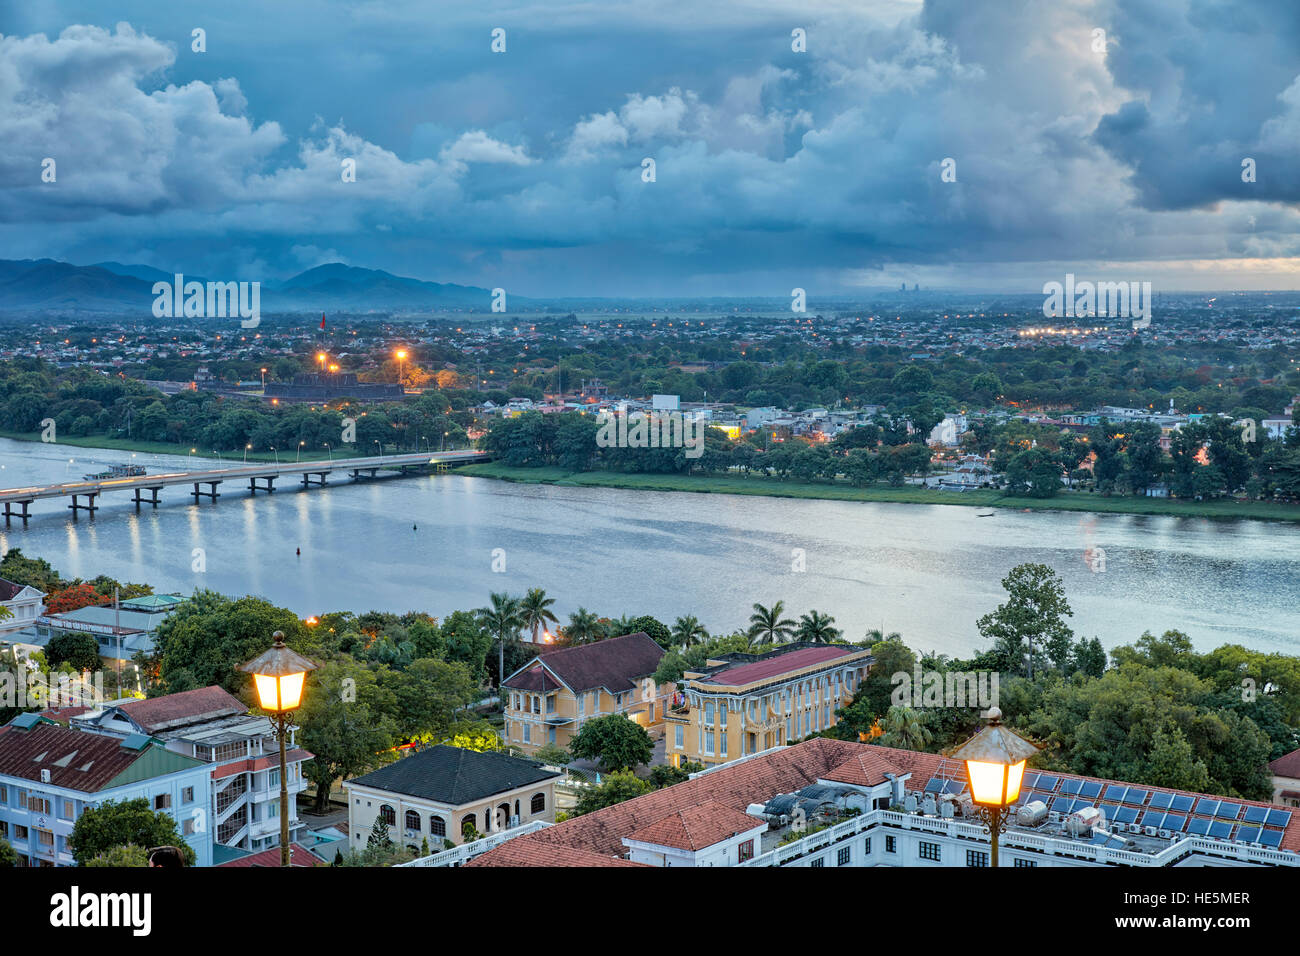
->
(466, 737), (1299, 869)
(664, 643), (873, 768)
(71, 686), (312, 854)
(0, 712), (213, 867)
(502, 632), (670, 755)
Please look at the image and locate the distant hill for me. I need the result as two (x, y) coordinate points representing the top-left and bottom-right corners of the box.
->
(0, 258), (501, 313)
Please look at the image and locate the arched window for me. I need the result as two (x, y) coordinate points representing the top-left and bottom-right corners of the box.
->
(429, 815), (446, 837)
(530, 792), (546, 814)
(405, 810), (421, 831)
(461, 813), (477, 837)
(514, 800), (521, 817)
(379, 804), (396, 826)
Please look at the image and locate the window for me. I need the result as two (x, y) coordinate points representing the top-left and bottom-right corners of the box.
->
(181, 788), (193, 805)
(578, 694), (585, 715)
(864, 837), (871, 855)
(530, 793), (546, 814)
(405, 810), (421, 831)
(37, 829), (53, 848)
(61, 800), (75, 820)
(704, 731), (715, 756)
(430, 816), (446, 838)
(837, 846), (851, 866)
(885, 835), (896, 854)
(27, 796), (50, 814)
(182, 817), (197, 836)
(269, 769), (280, 788)
(548, 727), (556, 745)
(810, 857), (825, 868)
(738, 839), (754, 863)
(721, 733), (727, 757)
(704, 700), (714, 724)
(14, 825), (27, 840)
(523, 723), (531, 744)
(966, 849), (989, 867)
(0, 785), (7, 805)
(674, 725), (683, 749)
(379, 805), (396, 826)
(919, 841), (941, 862)
(1014, 858), (1038, 868)
(154, 793), (171, 811)
(532, 696), (540, 714)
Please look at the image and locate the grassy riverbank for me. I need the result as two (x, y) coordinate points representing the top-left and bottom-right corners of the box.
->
(457, 462), (1300, 523)
(0, 429), (335, 464)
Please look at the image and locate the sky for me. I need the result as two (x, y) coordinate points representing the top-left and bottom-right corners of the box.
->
(2, 0), (1299, 296)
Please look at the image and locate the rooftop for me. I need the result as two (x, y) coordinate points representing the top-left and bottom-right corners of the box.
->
(693, 643), (867, 689)
(0, 718), (202, 792)
(348, 745), (560, 806)
(504, 632), (665, 695)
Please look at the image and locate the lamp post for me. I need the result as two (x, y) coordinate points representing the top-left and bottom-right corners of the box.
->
(244, 443), (252, 464)
(238, 632), (317, 867)
(297, 441), (305, 463)
(395, 349), (407, 388)
(952, 707), (1039, 867)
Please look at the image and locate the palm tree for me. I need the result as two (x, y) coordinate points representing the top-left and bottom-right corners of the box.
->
(795, 610), (842, 644)
(520, 587), (558, 643)
(670, 614), (708, 648)
(862, 627), (903, 645)
(880, 705), (933, 751)
(475, 592), (523, 697)
(747, 601), (796, 647)
(563, 607), (604, 645)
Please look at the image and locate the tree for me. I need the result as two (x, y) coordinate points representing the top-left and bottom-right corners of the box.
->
(82, 844), (150, 867)
(380, 657), (477, 740)
(45, 583), (109, 615)
(627, 615), (672, 646)
(573, 770), (653, 816)
(531, 743), (572, 766)
(747, 601), (796, 646)
(648, 761), (705, 788)
(475, 592), (523, 695)
(0, 838), (15, 867)
(368, 815), (394, 851)
(69, 798), (195, 866)
(670, 615), (708, 648)
(878, 706), (934, 751)
(1146, 725), (1211, 793)
(520, 588), (558, 643)
(45, 633), (101, 672)
(1004, 447), (1063, 498)
(569, 714), (654, 772)
(563, 607), (604, 645)
(795, 610), (841, 644)
(976, 564), (1074, 678)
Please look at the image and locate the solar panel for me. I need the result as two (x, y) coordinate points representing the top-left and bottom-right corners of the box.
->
(1208, 821), (1233, 839)
(1170, 794), (1194, 813)
(1243, 805), (1269, 825)
(1114, 806), (1139, 825)
(1021, 772), (1039, 790)
(944, 780), (965, 795)
(1051, 796), (1073, 813)
(1060, 779), (1082, 796)
(1187, 818), (1211, 836)
(1099, 803), (1120, 822)
(924, 777), (945, 794)
(1196, 798), (1219, 816)
(1266, 809), (1292, 828)
(1235, 826), (1261, 844)
(1215, 802), (1241, 821)
(1148, 792), (1173, 811)
(1164, 814), (1187, 832)
(1259, 830), (1284, 848)
(1080, 781), (1103, 799)
(1104, 784), (1127, 802)
(1036, 775), (1060, 792)
(1123, 789), (1149, 805)
(1142, 811), (1165, 828)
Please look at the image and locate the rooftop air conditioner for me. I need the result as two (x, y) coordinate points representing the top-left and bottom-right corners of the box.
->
(1144, 826), (1157, 836)
(40, 769), (50, 783)
(1159, 829), (1171, 839)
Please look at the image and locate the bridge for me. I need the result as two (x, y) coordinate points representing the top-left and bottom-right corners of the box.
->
(0, 450), (489, 523)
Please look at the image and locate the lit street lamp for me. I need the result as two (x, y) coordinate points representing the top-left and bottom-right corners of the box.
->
(244, 443), (252, 464)
(238, 632), (317, 867)
(297, 440), (305, 462)
(395, 349), (407, 388)
(953, 707), (1039, 867)
(323, 442), (332, 462)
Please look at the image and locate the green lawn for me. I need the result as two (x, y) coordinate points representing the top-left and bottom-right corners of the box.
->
(457, 462), (1300, 523)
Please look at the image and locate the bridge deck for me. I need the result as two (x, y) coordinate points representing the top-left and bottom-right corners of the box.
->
(0, 451), (488, 503)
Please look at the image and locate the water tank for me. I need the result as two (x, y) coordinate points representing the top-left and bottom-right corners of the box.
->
(1016, 800), (1048, 826)
(1068, 806), (1104, 836)
(746, 804), (769, 819)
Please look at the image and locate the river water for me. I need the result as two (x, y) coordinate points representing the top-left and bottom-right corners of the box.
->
(0, 438), (1296, 657)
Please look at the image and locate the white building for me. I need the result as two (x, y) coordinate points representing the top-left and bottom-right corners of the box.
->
(0, 578), (44, 637)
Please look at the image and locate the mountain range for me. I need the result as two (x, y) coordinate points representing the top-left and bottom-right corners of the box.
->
(0, 259), (498, 313)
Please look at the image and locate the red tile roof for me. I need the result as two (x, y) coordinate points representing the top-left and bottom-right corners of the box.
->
(821, 750), (904, 788)
(627, 800), (764, 852)
(216, 844), (324, 867)
(468, 842), (646, 867)
(701, 645), (860, 687)
(503, 632), (664, 695)
(118, 686), (246, 733)
(1270, 747), (1300, 780)
(0, 723), (157, 792)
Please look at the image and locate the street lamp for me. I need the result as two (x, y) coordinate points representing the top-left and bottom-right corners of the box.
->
(244, 443), (252, 464)
(323, 442), (332, 462)
(297, 440), (305, 463)
(952, 707), (1039, 867)
(316, 352), (327, 371)
(395, 349), (407, 388)
(271, 445), (279, 464)
(261, 367), (268, 389)
(238, 631), (317, 867)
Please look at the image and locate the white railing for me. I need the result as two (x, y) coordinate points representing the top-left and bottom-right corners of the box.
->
(397, 820), (552, 867)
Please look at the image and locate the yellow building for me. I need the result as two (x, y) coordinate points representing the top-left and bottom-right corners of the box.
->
(503, 632), (673, 755)
(664, 643), (873, 768)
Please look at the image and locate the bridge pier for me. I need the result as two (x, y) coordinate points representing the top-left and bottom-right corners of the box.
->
(3, 500), (32, 524)
(248, 476), (276, 494)
(301, 471), (330, 487)
(133, 486), (163, 509)
(68, 493), (98, 515)
(349, 468), (380, 480)
(191, 480), (223, 502)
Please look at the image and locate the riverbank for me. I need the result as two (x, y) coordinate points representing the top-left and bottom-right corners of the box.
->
(457, 462), (1300, 523)
(0, 429), (338, 465)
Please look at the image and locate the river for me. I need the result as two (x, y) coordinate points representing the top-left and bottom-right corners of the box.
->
(0, 438), (1297, 656)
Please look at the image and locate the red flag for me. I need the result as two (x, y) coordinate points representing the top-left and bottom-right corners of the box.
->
(320, 313), (326, 330)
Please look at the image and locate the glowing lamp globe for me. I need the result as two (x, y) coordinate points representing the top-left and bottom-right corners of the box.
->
(238, 631), (317, 714)
(952, 707), (1039, 808)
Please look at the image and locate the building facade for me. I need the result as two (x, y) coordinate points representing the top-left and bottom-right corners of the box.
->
(664, 643), (873, 768)
(0, 578), (45, 636)
(503, 632), (672, 755)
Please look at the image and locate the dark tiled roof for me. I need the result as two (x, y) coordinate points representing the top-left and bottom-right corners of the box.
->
(702, 645), (862, 687)
(1270, 748), (1300, 779)
(0, 723), (157, 792)
(504, 632), (664, 695)
(506, 664), (562, 694)
(348, 745), (560, 805)
(118, 686), (246, 733)
(0, 577), (35, 601)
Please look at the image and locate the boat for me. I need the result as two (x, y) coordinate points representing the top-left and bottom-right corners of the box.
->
(976, 509), (996, 517)
(83, 463), (148, 480)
